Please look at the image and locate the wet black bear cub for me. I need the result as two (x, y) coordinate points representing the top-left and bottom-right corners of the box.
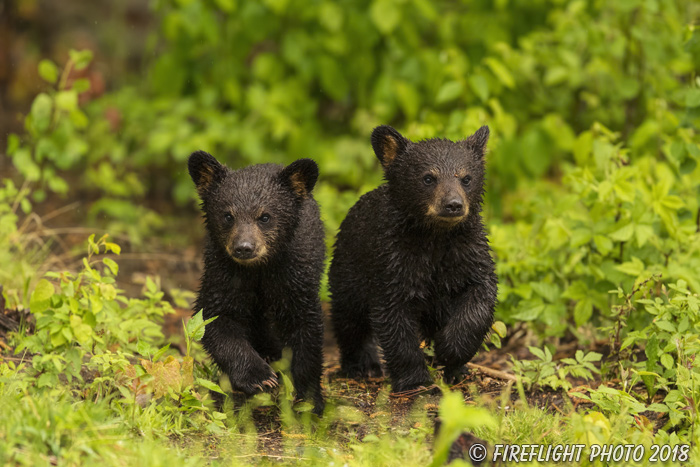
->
(189, 151), (325, 413)
(329, 125), (498, 393)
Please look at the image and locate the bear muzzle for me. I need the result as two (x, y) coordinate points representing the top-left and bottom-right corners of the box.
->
(226, 231), (269, 265)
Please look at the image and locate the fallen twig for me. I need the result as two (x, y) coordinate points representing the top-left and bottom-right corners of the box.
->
(467, 363), (517, 382)
(389, 384), (440, 398)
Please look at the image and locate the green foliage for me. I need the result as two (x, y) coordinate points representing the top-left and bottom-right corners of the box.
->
(13, 1), (699, 245)
(7, 50), (94, 201)
(17, 234), (167, 360)
(0, 230), (229, 457)
(576, 279), (700, 438)
(0, 179), (38, 309)
(513, 347), (602, 392)
(184, 309), (217, 357)
(431, 390), (496, 467)
(493, 125), (700, 337)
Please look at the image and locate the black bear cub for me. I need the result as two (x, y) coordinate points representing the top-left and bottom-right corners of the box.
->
(329, 125), (498, 393)
(189, 151), (325, 413)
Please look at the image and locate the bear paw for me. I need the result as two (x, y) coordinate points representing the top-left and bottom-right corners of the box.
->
(443, 365), (471, 385)
(391, 370), (434, 394)
(236, 364), (279, 395)
(339, 357), (383, 379)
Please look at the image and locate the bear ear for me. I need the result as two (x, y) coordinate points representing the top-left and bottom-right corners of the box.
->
(371, 125), (408, 168)
(279, 158), (319, 198)
(188, 151), (226, 195)
(464, 125), (490, 158)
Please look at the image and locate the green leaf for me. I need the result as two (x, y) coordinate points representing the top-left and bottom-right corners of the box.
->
(574, 299), (593, 327)
(660, 354), (674, 370)
(30, 93), (53, 132)
(137, 340), (152, 358)
(318, 55), (349, 101)
(318, 2), (343, 32)
(491, 321), (507, 338)
(645, 334), (659, 362)
(394, 81), (421, 119)
(99, 283), (117, 301)
(435, 81), (463, 104)
(511, 303), (544, 321)
(654, 320), (676, 333)
(468, 74), (489, 102)
(544, 66), (569, 86)
(55, 90), (78, 112)
(370, 0), (401, 34)
(153, 344), (171, 362)
(213, 0), (236, 12)
(38, 59), (59, 83)
(186, 309), (204, 340)
(74, 323), (93, 344)
(528, 346), (545, 360)
(72, 78), (91, 93)
(685, 88), (700, 107)
(196, 378), (226, 394)
(294, 401), (315, 413)
(635, 224), (655, 247)
(104, 242), (121, 255)
(30, 279), (54, 313)
(615, 257), (644, 276)
(69, 49), (93, 71)
(37, 372), (58, 388)
(6, 133), (20, 155)
(660, 195), (684, 210)
(583, 352), (602, 362)
(593, 235), (613, 255)
(530, 282), (559, 303)
(484, 57), (515, 89)
(103, 258), (119, 275)
(610, 223), (634, 242)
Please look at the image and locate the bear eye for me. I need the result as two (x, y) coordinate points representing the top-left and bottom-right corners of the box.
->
(461, 175), (472, 187)
(259, 213), (271, 223)
(423, 175), (435, 186)
(224, 213), (234, 223)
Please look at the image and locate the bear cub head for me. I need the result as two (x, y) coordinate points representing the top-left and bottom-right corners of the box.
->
(188, 151), (318, 266)
(371, 125), (489, 228)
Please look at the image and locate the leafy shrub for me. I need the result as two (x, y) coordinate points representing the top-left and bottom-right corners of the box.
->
(492, 125), (700, 337)
(7, 50), (94, 201)
(2, 230), (229, 449)
(513, 347), (602, 392)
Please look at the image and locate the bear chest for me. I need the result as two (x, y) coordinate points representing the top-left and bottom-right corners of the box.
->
(385, 239), (478, 300)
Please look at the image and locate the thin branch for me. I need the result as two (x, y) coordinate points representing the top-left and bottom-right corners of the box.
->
(467, 363), (517, 382)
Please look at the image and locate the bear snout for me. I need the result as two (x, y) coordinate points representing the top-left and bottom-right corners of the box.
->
(441, 197), (465, 216)
(233, 240), (255, 259)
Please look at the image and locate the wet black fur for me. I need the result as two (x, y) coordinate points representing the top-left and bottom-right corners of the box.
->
(189, 151), (325, 413)
(329, 126), (498, 392)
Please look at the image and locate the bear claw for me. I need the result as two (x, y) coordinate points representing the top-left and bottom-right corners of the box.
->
(262, 377), (278, 388)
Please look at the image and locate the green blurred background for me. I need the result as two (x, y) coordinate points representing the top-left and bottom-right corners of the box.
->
(2, 0), (700, 337)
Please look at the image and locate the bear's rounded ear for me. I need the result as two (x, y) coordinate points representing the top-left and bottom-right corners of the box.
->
(188, 151), (226, 195)
(279, 158), (319, 199)
(371, 125), (408, 168)
(463, 125), (490, 159)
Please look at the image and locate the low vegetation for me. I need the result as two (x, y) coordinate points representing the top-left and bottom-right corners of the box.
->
(2, 0), (700, 465)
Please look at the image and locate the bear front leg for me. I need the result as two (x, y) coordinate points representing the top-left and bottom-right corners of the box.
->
(331, 300), (382, 378)
(434, 287), (495, 384)
(278, 300), (325, 415)
(371, 303), (432, 393)
(288, 320), (325, 415)
(201, 315), (279, 395)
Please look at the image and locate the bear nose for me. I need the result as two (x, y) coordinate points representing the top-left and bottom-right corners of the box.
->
(234, 241), (255, 258)
(444, 199), (464, 215)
